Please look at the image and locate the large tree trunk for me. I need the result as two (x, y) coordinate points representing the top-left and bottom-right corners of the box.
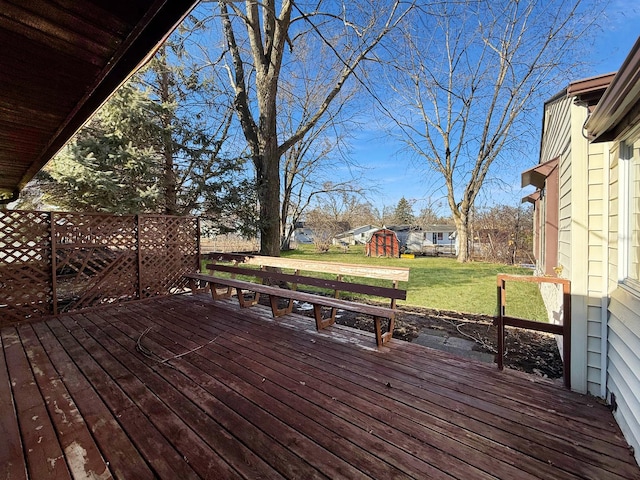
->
(255, 135), (281, 257)
(453, 213), (471, 263)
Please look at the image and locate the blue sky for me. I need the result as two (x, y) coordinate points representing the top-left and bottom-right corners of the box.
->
(350, 1), (640, 216)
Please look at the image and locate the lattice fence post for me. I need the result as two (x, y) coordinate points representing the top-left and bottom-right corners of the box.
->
(197, 216), (202, 273)
(136, 214), (142, 300)
(51, 211), (58, 315)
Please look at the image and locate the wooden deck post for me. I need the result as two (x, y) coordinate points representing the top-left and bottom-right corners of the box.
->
(496, 278), (505, 370)
(50, 211), (58, 316)
(495, 274), (571, 389)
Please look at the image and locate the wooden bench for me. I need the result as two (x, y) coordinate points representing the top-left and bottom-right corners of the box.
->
(184, 253), (410, 347)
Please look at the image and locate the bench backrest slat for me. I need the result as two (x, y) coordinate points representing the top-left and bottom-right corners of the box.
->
(206, 263), (407, 300)
(205, 253), (410, 283)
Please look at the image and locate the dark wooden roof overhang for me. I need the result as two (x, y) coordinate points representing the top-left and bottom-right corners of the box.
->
(521, 190), (541, 204)
(0, 0), (198, 203)
(586, 36), (640, 143)
(567, 72), (616, 111)
(521, 156), (559, 189)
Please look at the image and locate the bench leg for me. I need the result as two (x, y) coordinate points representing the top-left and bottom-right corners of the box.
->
(374, 315), (394, 347)
(313, 304), (336, 330)
(209, 283), (234, 300)
(187, 277), (209, 294)
(236, 288), (260, 308)
(269, 296), (294, 317)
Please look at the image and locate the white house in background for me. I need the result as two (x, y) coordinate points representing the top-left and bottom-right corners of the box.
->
(387, 224), (456, 254)
(522, 36), (640, 464)
(333, 225), (380, 246)
(292, 225), (314, 244)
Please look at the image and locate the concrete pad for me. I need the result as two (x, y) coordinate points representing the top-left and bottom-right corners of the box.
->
(413, 331), (495, 363)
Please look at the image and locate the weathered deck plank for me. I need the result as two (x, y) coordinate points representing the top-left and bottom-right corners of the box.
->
(16, 324), (112, 480)
(0, 328), (27, 480)
(1, 293), (639, 480)
(30, 321), (155, 480)
(1, 327), (71, 480)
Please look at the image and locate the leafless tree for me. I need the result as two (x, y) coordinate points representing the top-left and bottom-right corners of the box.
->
(474, 204), (534, 264)
(277, 38), (365, 250)
(216, 0), (414, 255)
(384, 0), (601, 261)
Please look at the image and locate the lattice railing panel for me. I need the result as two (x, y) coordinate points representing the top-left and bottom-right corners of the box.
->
(53, 213), (138, 312)
(0, 210), (53, 325)
(1, 211), (199, 324)
(139, 215), (198, 297)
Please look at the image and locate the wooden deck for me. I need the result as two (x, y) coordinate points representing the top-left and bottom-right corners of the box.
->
(2, 294), (639, 480)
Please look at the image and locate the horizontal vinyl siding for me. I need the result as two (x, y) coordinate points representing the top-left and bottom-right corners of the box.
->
(542, 97), (572, 275)
(540, 96), (571, 163)
(538, 96), (571, 281)
(558, 147), (572, 273)
(608, 287), (640, 464)
(586, 145), (606, 395)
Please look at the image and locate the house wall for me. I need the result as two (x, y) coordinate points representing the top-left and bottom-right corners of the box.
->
(537, 96), (608, 395)
(564, 101), (611, 396)
(537, 96), (567, 321)
(607, 134), (640, 464)
(537, 95), (576, 381)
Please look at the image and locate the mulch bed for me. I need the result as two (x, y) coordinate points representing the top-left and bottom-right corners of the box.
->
(285, 300), (564, 379)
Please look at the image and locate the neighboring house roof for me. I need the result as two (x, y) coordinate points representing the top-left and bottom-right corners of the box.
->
(0, 0), (199, 203)
(421, 224), (456, 233)
(385, 225), (413, 232)
(586, 36), (640, 142)
(334, 225), (379, 239)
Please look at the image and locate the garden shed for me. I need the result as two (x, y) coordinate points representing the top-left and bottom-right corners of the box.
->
(365, 228), (400, 257)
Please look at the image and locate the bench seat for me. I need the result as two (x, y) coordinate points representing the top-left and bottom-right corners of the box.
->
(184, 271), (398, 346)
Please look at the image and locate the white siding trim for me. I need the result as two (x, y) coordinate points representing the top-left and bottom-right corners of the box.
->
(601, 147), (610, 398)
(619, 142), (631, 282)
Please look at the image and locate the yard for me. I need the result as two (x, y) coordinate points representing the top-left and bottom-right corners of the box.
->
(283, 244), (547, 321)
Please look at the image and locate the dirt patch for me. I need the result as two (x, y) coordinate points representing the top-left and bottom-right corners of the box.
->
(286, 299), (563, 380)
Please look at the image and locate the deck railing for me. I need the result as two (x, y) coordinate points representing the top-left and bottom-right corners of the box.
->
(0, 210), (199, 326)
(495, 274), (571, 388)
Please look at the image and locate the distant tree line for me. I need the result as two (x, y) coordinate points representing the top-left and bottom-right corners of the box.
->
(303, 194), (533, 264)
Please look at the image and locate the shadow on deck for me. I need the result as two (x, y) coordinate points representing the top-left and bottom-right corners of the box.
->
(1, 293), (638, 479)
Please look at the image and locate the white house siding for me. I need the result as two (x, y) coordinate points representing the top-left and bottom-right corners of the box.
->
(566, 102), (589, 393)
(584, 142), (608, 395)
(607, 134), (640, 464)
(608, 287), (640, 464)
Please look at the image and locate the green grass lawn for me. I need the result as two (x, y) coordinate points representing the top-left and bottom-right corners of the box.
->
(283, 244), (547, 321)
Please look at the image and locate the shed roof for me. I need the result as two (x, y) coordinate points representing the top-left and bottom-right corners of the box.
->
(0, 0), (198, 203)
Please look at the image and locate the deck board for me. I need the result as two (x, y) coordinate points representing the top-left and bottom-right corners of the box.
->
(1, 293), (639, 480)
(0, 328), (27, 480)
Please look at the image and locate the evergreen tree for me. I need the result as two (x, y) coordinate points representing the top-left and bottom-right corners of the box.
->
(41, 84), (162, 214)
(394, 197), (415, 225)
